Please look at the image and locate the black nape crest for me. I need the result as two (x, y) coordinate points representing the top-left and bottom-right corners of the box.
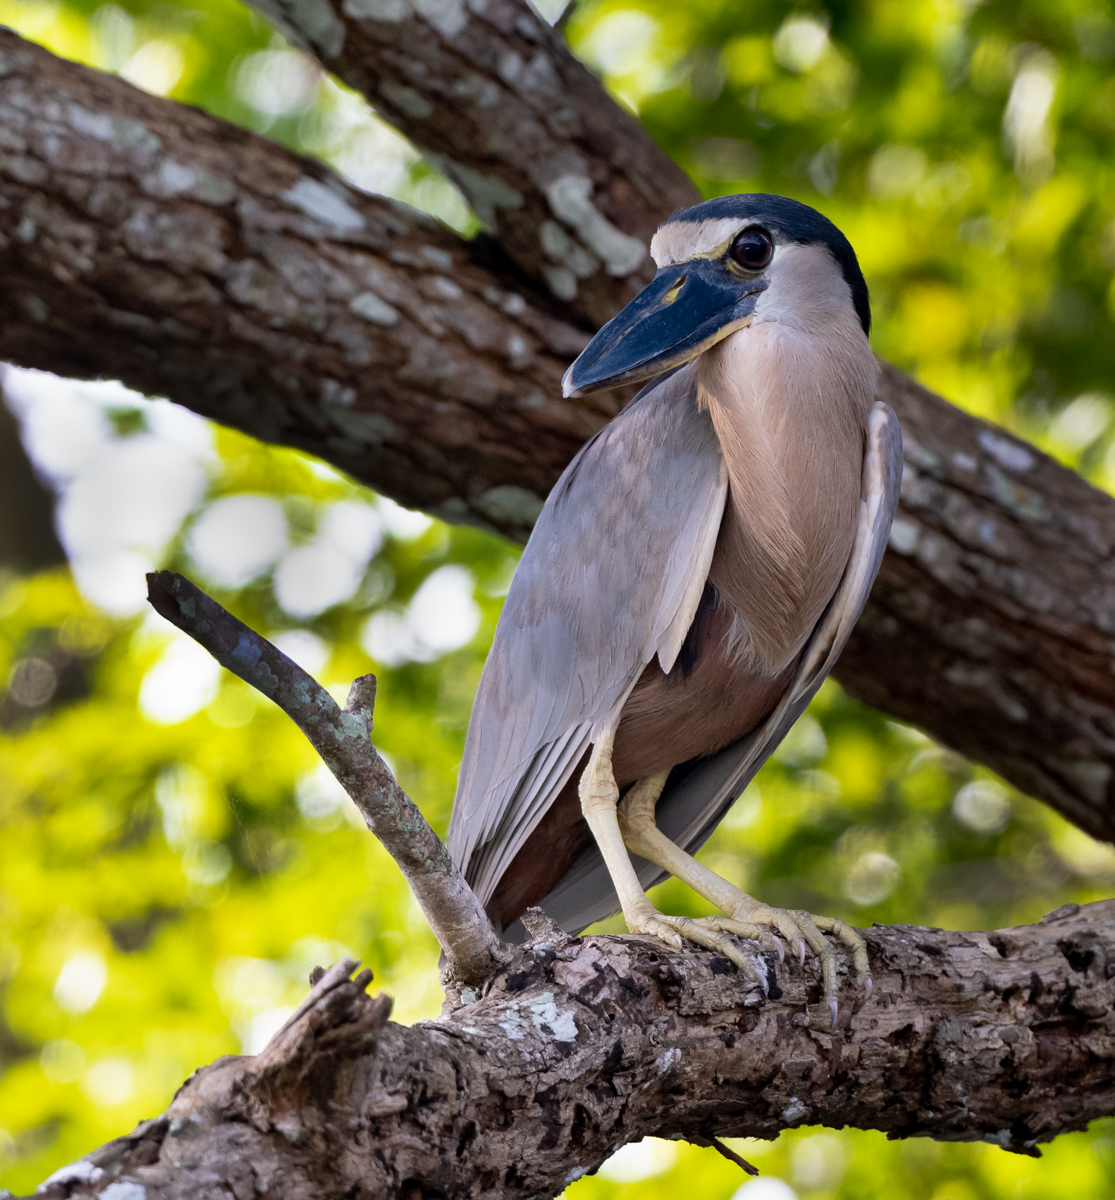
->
(667, 193), (871, 336)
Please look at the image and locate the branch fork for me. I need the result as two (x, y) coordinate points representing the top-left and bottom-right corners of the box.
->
(145, 570), (509, 989)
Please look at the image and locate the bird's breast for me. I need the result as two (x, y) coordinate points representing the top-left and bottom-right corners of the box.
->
(696, 320), (877, 674)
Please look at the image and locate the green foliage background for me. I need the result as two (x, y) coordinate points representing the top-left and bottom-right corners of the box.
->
(2, 0), (1115, 1195)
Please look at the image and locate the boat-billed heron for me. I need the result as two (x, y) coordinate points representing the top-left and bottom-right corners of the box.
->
(449, 194), (902, 1020)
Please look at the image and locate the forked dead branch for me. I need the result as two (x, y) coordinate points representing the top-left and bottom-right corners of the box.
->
(144, 571), (507, 990)
(25, 571), (1114, 1200)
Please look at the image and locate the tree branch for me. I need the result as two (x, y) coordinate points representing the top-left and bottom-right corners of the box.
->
(4, 29), (1115, 843)
(840, 366), (1115, 842)
(145, 570), (507, 987)
(243, 0), (697, 327)
(0, 28), (619, 543)
(28, 900), (1115, 1199)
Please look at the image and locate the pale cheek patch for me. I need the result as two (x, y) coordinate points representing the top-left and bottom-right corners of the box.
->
(751, 243), (854, 332)
(650, 218), (745, 266)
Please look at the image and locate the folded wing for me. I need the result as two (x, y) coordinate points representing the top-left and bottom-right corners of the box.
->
(449, 365), (728, 912)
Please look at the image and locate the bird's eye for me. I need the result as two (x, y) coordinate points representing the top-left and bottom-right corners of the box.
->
(729, 226), (774, 271)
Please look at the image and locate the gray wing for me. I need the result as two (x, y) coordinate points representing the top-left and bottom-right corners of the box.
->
(449, 364), (728, 911)
(536, 401), (903, 935)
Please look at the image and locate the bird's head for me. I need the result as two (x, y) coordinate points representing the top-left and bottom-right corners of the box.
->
(562, 194), (870, 398)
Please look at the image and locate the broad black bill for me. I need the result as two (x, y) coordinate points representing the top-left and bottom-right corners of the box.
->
(563, 259), (768, 397)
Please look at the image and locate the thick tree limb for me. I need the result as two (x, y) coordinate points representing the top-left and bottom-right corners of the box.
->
(29, 900), (1115, 1199)
(0, 29), (615, 544)
(145, 570), (507, 986)
(243, 0), (696, 327)
(4, 30), (1115, 843)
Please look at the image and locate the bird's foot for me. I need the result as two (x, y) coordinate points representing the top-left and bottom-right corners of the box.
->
(613, 772), (869, 1022)
(695, 905), (871, 1026)
(623, 901), (771, 993)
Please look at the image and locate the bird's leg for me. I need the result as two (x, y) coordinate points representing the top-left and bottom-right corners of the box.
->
(617, 782), (870, 1023)
(579, 739), (768, 989)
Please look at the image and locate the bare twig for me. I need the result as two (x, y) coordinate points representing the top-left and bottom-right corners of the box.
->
(145, 570), (508, 987)
(685, 1136), (761, 1176)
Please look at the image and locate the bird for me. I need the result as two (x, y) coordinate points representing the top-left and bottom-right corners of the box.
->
(449, 194), (902, 1019)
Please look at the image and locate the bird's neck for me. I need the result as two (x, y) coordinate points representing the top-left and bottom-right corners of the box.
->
(696, 317), (879, 674)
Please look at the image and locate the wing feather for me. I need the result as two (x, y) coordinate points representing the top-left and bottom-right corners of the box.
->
(449, 364), (728, 909)
(653, 457), (728, 674)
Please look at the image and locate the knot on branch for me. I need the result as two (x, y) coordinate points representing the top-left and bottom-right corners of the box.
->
(161, 959), (393, 1152)
(253, 958), (393, 1091)
(343, 675), (378, 731)
(519, 905), (573, 948)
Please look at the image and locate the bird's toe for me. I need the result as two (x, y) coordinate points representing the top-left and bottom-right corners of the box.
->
(723, 903), (871, 1021)
(627, 910), (767, 989)
(811, 913), (872, 993)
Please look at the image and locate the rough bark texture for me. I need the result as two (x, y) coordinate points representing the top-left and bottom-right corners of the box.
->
(28, 900), (1115, 1200)
(146, 571), (507, 986)
(5, 28), (1115, 844)
(244, 0), (697, 328)
(0, 28), (618, 544)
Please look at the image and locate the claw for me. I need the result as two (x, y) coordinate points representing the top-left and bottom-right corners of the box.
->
(772, 935), (785, 964)
(662, 928), (684, 951)
(864, 977), (873, 999)
(798, 940), (807, 968)
(829, 998), (838, 1031)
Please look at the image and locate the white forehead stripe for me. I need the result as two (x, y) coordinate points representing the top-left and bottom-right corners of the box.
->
(650, 217), (747, 267)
